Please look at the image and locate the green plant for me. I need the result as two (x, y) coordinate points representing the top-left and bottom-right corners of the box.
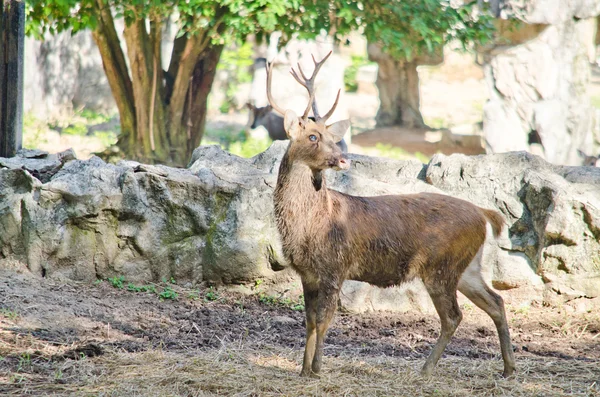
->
(0, 308), (19, 321)
(424, 117), (447, 129)
(127, 283), (157, 293)
(204, 287), (219, 302)
(344, 55), (375, 93)
(61, 122), (88, 136)
(17, 352), (31, 372)
(159, 286), (178, 301)
(95, 130), (118, 147)
(217, 42), (255, 113)
(187, 290), (201, 301)
(107, 275), (125, 289)
(78, 108), (112, 124)
(27, 0), (495, 166)
(228, 136), (271, 158)
(22, 113), (49, 149)
(258, 293), (304, 311)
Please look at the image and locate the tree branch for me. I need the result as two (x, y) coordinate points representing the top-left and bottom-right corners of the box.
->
(91, 0), (136, 143)
(166, 31), (208, 134)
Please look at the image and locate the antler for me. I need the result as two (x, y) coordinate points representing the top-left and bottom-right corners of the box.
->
(290, 51), (339, 123)
(266, 51), (341, 123)
(265, 61), (288, 117)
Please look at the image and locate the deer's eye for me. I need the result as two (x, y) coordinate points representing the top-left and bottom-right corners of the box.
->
(309, 135), (318, 142)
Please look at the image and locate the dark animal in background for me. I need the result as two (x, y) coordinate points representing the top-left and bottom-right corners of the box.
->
(246, 102), (348, 152)
(246, 56), (348, 152)
(246, 103), (287, 140)
(268, 52), (516, 378)
(577, 149), (599, 166)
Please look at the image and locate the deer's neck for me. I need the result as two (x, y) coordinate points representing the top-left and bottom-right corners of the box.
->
(274, 150), (332, 236)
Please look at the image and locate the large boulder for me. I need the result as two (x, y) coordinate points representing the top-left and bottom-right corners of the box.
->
(1, 144), (599, 312)
(482, 1), (600, 165)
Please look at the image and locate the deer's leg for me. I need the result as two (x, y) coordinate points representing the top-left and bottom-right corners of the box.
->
(310, 283), (340, 376)
(458, 262), (516, 377)
(300, 281), (318, 377)
(421, 286), (463, 377)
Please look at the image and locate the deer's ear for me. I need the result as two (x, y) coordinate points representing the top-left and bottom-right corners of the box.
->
(327, 119), (351, 143)
(284, 110), (301, 140)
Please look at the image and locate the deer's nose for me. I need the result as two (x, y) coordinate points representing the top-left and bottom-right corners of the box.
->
(336, 157), (350, 171)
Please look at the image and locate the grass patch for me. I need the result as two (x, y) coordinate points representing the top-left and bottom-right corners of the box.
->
(257, 293), (305, 311)
(2, 346), (598, 396)
(203, 125), (271, 158)
(359, 143), (430, 163)
(102, 276), (178, 301)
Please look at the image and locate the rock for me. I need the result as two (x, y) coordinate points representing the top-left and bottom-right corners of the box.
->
(482, 3), (600, 165)
(0, 148), (77, 183)
(426, 151), (600, 305)
(1, 145), (599, 312)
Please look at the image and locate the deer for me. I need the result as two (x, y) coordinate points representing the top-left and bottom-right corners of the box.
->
(577, 149), (599, 167)
(246, 66), (347, 152)
(268, 52), (516, 379)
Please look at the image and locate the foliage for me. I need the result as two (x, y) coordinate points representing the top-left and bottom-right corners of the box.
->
(25, 0), (300, 40)
(107, 275), (125, 289)
(257, 292), (305, 311)
(217, 42), (255, 113)
(297, 0), (495, 60)
(203, 126), (271, 158)
(127, 283), (157, 293)
(361, 0), (495, 60)
(25, 0), (496, 165)
(103, 276), (177, 300)
(158, 286), (178, 301)
(204, 287), (219, 302)
(0, 308), (19, 321)
(344, 54), (375, 92)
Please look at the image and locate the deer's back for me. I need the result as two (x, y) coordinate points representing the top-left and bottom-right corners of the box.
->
(283, 191), (490, 288)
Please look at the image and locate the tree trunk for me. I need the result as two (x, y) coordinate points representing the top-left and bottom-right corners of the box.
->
(367, 43), (442, 129)
(89, 5), (225, 166)
(91, 0), (136, 155)
(168, 45), (224, 165)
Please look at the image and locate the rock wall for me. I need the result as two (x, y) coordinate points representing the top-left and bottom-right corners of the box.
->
(1, 144), (599, 312)
(24, 32), (116, 118)
(482, 1), (600, 165)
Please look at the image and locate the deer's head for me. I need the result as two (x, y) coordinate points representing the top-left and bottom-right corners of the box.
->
(246, 103), (274, 129)
(266, 52), (351, 172)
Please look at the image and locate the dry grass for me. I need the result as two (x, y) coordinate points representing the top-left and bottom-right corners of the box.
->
(1, 270), (599, 396)
(2, 333), (599, 397)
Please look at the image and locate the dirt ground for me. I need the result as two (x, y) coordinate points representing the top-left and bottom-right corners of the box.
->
(1, 264), (599, 397)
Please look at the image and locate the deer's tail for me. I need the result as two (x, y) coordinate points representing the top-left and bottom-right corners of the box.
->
(481, 208), (504, 238)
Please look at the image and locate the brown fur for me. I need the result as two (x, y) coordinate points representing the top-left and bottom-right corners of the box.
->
(269, 55), (515, 379)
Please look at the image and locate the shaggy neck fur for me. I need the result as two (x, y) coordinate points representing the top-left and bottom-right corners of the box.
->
(273, 147), (334, 261)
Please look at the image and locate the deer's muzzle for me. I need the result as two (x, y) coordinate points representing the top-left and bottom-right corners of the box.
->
(332, 157), (350, 171)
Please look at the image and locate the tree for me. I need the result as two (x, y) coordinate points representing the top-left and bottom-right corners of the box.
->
(26, 1), (494, 165)
(357, 1), (495, 128)
(26, 0), (329, 165)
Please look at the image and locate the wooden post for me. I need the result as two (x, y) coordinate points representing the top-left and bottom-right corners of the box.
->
(0, 0), (24, 158)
